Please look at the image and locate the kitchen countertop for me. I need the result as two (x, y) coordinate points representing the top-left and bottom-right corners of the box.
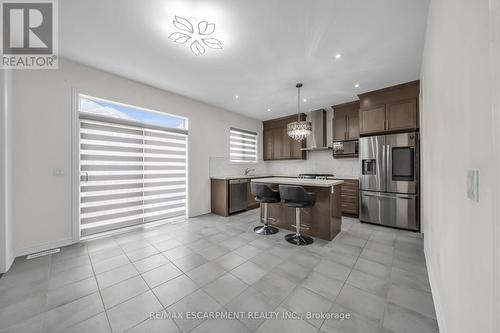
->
(251, 177), (344, 187)
(211, 175), (358, 181)
(210, 175), (272, 180)
(331, 175), (359, 180)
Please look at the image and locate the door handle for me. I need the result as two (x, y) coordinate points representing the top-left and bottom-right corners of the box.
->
(363, 193), (412, 200)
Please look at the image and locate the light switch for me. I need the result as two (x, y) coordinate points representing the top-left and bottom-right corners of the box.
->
(53, 168), (65, 176)
(466, 170), (479, 202)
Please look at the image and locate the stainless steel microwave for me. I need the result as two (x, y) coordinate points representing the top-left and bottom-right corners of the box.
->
(333, 140), (358, 158)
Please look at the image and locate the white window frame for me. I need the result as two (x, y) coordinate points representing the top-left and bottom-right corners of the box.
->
(229, 127), (258, 164)
(72, 90), (189, 241)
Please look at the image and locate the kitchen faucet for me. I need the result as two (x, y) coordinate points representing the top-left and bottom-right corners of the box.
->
(244, 168), (255, 176)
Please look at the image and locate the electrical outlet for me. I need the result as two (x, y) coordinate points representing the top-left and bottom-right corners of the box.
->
(466, 170), (479, 202)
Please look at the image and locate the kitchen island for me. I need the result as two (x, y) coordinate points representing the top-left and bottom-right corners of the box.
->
(251, 177), (344, 241)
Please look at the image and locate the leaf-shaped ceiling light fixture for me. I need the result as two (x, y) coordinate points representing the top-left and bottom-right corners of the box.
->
(168, 15), (222, 56)
(198, 21), (215, 35)
(168, 32), (191, 44)
(173, 16), (193, 33)
(190, 41), (205, 56)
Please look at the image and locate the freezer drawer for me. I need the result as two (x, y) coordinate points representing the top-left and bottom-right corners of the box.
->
(360, 191), (419, 231)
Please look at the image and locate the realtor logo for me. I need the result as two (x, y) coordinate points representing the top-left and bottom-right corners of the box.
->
(1, 0), (58, 69)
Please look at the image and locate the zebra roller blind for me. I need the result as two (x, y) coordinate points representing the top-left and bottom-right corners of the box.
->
(229, 127), (257, 163)
(79, 116), (188, 237)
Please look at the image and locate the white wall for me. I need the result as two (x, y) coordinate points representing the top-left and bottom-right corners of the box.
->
(490, 1), (500, 331)
(421, 0), (497, 332)
(9, 58), (262, 255)
(0, 69), (14, 273)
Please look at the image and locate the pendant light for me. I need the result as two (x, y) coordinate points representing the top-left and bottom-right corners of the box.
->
(287, 83), (312, 141)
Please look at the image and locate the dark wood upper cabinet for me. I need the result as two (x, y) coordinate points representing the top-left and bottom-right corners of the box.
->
(359, 105), (386, 135)
(386, 99), (417, 131)
(332, 101), (360, 141)
(333, 109), (348, 141)
(263, 129), (273, 160)
(281, 128), (291, 158)
(347, 110), (359, 139)
(263, 114), (306, 161)
(358, 80), (419, 136)
(290, 138), (304, 159)
(271, 128), (282, 159)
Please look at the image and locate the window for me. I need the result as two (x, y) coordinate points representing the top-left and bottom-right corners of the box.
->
(78, 95), (188, 237)
(79, 95), (188, 130)
(229, 127), (257, 163)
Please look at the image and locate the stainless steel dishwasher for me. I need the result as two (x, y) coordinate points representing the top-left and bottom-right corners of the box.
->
(229, 179), (248, 214)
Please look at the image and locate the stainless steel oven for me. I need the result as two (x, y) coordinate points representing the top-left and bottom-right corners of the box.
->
(333, 140), (358, 158)
(359, 132), (419, 231)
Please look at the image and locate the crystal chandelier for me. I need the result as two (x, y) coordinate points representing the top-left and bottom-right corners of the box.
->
(287, 83), (312, 141)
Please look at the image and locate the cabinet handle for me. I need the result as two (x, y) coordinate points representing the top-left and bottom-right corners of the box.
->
(346, 115), (349, 139)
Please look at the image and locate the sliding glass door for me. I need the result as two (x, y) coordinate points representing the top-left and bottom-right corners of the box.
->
(78, 95), (188, 237)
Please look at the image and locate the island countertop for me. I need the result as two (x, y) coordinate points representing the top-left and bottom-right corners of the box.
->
(251, 177), (344, 187)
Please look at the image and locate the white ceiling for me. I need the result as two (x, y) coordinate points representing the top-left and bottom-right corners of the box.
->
(60, 0), (429, 120)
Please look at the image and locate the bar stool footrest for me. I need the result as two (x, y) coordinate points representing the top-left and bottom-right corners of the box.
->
(261, 217), (276, 225)
(290, 224), (310, 231)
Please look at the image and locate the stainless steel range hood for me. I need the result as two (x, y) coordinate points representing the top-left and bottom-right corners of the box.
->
(301, 109), (333, 151)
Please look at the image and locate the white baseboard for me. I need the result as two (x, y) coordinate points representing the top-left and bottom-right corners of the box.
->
(424, 247), (447, 333)
(188, 210), (211, 218)
(0, 252), (14, 274)
(15, 238), (74, 258)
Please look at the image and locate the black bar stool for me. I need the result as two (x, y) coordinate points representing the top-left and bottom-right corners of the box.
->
(278, 185), (315, 245)
(251, 183), (280, 235)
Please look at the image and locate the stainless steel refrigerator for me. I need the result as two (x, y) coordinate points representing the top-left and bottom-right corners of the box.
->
(359, 132), (419, 231)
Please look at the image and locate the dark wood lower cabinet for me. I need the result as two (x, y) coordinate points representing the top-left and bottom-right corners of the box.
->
(211, 179), (229, 216)
(340, 179), (359, 217)
(260, 184), (342, 241)
(212, 177), (359, 218)
(211, 178), (260, 217)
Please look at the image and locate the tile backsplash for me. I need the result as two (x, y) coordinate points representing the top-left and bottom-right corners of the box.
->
(209, 157), (268, 178)
(266, 150), (359, 177)
(209, 150), (359, 178)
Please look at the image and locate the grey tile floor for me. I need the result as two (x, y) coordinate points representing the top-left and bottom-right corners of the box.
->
(0, 210), (439, 333)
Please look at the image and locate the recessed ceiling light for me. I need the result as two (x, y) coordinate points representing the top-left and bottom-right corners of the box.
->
(354, 83), (360, 88)
(335, 53), (343, 59)
(267, 108), (271, 112)
(303, 98), (307, 102)
(234, 95), (239, 99)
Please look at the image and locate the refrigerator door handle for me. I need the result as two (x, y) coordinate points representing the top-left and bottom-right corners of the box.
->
(362, 193), (413, 200)
(386, 144), (390, 182)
